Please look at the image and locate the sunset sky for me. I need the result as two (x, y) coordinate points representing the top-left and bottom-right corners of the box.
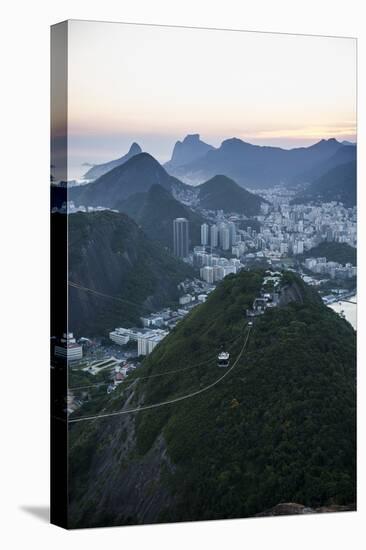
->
(66, 20), (356, 177)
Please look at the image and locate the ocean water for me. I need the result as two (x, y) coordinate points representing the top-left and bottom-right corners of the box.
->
(68, 162), (89, 182)
(329, 295), (357, 330)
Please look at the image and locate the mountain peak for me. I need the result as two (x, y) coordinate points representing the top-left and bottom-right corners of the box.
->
(201, 174), (237, 187)
(313, 138), (341, 148)
(182, 133), (201, 143)
(166, 134), (214, 168)
(126, 151), (164, 169)
(221, 137), (252, 149)
(71, 152), (188, 209)
(128, 142), (142, 155)
(83, 142), (143, 180)
(197, 173), (265, 216)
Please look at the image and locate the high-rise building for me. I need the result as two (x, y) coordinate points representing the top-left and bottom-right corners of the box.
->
(201, 223), (209, 246)
(173, 218), (189, 258)
(137, 329), (168, 356)
(213, 265), (224, 281)
(200, 265), (214, 284)
(210, 224), (218, 248)
(293, 240), (304, 254)
(228, 221), (237, 246)
(219, 224), (230, 251)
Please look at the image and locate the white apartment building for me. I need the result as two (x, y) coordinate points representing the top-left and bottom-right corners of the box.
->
(109, 328), (132, 345)
(210, 225), (219, 248)
(201, 223), (209, 246)
(109, 328), (143, 345)
(179, 294), (193, 305)
(219, 224), (230, 250)
(137, 329), (168, 356)
(213, 265), (224, 281)
(200, 265), (214, 284)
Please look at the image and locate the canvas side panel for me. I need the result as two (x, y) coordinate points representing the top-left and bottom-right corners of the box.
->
(50, 20), (69, 529)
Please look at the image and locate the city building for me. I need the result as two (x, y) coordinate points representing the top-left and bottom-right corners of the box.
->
(173, 217), (189, 258)
(228, 221), (237, 246)
(109, 328), (131, 345)
(302, 256), (356, 279)
(179, 294), (193, 305)
(219, 224), (230, 250)
(137, 329), (168, 356)
(201, 223), (209, 246)
(109, 327), (144, 345)
(210, 224), (219, 248)
(140, 314), (164, 328)
(200, 265), (214, 284)
(54, 333), (83, 361)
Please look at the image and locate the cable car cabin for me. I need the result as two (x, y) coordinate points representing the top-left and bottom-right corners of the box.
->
(217, 351), (230, 368)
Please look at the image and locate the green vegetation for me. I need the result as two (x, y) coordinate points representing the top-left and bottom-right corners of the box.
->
(68, 368), (95, 388)
(197, 175), (266, 215)
(68, 269), (356, 527)
(65, 210), (195, 336)
(160, 301), (355, 522)
(292, 161), (356, 207)
(319, 277), (356, 294)
(298, 241), (357, 266)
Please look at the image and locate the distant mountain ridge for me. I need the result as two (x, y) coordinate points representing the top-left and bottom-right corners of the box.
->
(114, 176), (265, 251)
(164, 134), (214, 169)
(164, 136), (351, 188)
(70, 153), (190, 208)
(118, 184), (206, 250)
(292, 160), (356, 207)
(196, 175), (266, 216)
(83, 142), (142, 180)
(293, 144), (356, 185)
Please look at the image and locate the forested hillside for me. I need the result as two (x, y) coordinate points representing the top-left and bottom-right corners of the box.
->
(68, 270), (356, 528)
(66, 211), (194, 335)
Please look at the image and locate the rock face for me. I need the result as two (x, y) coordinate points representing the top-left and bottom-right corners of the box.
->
(165, 134), (214, 168)
(83, 142), (142, 180)
(69, 407), (176, 527)
(164, 137), (348, 188)
(256, 502), (355, 516)
(275, 272), (323, 308)
(256, 503), (316, 516)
